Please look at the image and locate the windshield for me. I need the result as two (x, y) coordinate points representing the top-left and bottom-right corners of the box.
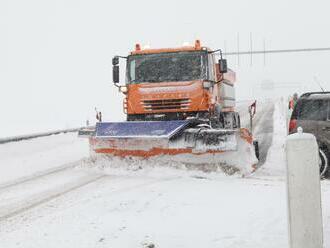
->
(297, 99), (330, 121)
(126, 51), (208, 84)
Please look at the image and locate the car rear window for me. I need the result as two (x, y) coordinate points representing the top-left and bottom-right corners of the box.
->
(296, 99), (329, 121)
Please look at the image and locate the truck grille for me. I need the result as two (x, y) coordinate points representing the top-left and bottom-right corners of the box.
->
(142, 98), (191, 111)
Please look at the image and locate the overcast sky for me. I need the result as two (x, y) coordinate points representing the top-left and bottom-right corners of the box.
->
(1, 0), (330, 137)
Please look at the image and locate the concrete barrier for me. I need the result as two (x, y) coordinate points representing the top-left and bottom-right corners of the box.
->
(286, 127), (323, 248)
(0, 128), (81, 145)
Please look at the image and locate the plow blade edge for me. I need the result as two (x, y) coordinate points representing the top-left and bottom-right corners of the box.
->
(86, 121), (258, 173)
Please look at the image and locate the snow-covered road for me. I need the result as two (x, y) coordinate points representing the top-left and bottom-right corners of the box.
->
(0, 171), (288, 248)
(1, 99), (330, 248)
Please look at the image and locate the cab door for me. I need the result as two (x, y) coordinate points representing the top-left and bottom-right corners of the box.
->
(318, 100), (330, 146)
(296, 99), (327, 136)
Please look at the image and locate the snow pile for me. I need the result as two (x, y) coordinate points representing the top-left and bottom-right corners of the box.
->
(80, 155), (244, 179)
(257, 98), (288, 177)
(236, 100), (255, 129)
(236, 99), (270, 130)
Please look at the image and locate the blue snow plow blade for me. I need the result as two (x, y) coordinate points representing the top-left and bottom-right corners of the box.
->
(95, 120), (190, 139)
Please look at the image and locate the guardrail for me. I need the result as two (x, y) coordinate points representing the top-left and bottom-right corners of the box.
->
(0, 128), (81, 145)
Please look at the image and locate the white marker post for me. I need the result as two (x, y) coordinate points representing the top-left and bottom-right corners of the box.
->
(286, 127), (323, 248)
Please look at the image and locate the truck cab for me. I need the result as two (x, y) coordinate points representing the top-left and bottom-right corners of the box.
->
(113, 40), (239, 128)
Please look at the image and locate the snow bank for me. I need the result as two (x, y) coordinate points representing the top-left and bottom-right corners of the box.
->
(256, 98), (288, 177)
(236, 99), (272, 130)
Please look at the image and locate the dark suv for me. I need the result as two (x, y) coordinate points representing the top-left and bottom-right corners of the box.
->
(289, 92), (330, 178)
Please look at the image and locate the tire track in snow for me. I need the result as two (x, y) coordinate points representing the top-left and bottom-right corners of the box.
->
(0, 160), (82, 192)
(0, 174), (106, 221)
(0, 167), (178, 222)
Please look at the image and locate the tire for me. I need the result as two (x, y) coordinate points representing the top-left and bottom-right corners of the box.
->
(319, 148), (328, 178)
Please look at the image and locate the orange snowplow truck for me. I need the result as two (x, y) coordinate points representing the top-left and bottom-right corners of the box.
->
(113, 40), (239, 126)
(80, 40), (258, 173)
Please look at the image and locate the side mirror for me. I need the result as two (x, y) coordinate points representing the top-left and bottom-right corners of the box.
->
(113, 65), (119, 84)
(112, 56), (119, 65)
(218, 59), (228, 73)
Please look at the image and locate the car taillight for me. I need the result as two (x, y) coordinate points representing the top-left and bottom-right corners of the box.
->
(289, 119), (297, 133)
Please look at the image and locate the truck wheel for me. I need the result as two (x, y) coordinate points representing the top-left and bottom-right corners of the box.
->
(319, 148), (328, 179)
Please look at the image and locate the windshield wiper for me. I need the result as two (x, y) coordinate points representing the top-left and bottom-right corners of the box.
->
(145, 79), (159, 82)
(130, 79), (159, 83)
(130, 79), (139, 83)
(131, 78), (193, 83)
